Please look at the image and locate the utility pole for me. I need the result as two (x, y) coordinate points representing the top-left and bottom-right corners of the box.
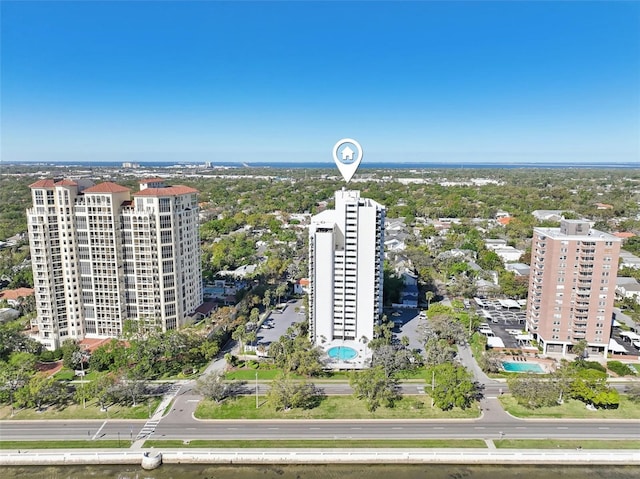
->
(431, 370), (435, 408)
(255, 371), (259, 409)
(80, 358), (86, 409)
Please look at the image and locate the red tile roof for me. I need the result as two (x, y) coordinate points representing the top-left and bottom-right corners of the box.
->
(195, 301), (217, 315)
(0, 287), (34, 300)
(133, 185), (198, 196)
(83, 182), (130, 194)
(614, 232), (636, 239)
(497, 217), (514, 225)
(29, 179), (56, 188)
(139, 177), (166, 183)
(78, 337), (113, 353)
(55, 179), (77, 187)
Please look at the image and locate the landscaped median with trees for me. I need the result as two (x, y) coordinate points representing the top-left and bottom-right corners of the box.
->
(194, 392), (480, 420)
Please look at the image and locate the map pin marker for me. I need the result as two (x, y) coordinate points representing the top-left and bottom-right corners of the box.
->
(332, 138), (363, 183)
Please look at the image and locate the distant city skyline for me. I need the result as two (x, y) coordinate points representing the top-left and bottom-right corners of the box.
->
(1, 1), (639, 165)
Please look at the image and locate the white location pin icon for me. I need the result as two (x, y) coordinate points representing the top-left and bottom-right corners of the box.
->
(332, 138), (363, 183)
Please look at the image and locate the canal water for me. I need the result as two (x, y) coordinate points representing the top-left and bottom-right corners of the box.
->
(3, 464), (640, 479)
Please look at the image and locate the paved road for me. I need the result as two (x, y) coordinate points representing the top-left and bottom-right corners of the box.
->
(3, 417), (639, 442)
(3, 379), (638, 443)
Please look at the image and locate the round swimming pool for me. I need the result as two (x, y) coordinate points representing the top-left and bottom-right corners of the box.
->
(327, 346), (358, 360)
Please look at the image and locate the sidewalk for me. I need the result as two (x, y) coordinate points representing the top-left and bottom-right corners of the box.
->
(1, 448), (638, 466)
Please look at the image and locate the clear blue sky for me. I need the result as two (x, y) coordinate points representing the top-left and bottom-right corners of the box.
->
(1, 1), (639, 164)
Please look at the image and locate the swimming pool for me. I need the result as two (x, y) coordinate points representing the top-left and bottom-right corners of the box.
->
(502, 361), (544, 373)
(327, 346), (358, 361)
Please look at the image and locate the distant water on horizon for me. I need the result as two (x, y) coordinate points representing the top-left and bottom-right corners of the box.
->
(5, 160), (639, 170)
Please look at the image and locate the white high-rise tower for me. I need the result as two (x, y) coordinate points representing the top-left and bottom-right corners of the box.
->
(308, 189), (385, 368)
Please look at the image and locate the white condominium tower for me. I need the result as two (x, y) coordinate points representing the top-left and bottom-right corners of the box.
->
(308, 189), (385, 360)
(27, 178), (202, 350)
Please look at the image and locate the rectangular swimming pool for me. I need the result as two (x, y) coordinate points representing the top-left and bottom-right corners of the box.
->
(502, 361), (545, 373)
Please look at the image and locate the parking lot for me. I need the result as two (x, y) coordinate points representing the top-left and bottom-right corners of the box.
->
(386, 308), (424, 352)
(256, 299), (305, 349)
(472, 299), (530, 350)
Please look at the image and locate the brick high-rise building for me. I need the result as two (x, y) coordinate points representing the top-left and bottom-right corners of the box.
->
(27, 178), (202, 350)
(526, 219), (621, 356)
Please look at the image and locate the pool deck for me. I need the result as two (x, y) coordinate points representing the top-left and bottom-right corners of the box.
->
(321, 340), (372, 369)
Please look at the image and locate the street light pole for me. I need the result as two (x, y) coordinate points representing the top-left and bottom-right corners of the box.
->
(80, 358), (86, 409)
(255, 372), (259, 408)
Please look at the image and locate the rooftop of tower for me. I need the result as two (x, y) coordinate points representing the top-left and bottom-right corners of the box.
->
(133, 185), (198, 196)
(83, 182), (131, 194)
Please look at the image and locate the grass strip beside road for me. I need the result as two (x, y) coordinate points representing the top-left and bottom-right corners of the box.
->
(195, 395), (480, 420)
(143, 439), (487, 449)
(496, 439), (640, 449)
(0, 398), (161, 420)
(499, 395), (640, 419)
(0, 440), (125, 449)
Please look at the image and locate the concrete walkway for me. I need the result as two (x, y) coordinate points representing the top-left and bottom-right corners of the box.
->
(1, 448), (638, 466)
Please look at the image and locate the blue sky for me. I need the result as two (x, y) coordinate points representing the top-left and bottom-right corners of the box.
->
(1, 1), (639, 164)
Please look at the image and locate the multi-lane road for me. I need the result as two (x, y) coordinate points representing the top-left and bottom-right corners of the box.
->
(2, 379), (639, 443)
(3, 415), (639, 442)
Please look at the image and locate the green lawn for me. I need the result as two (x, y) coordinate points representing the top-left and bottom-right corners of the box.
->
(224, 369), (357, 381)
(499, 395), (640, 419)
(195, 395), (480, 420)
(144, 439), (486, 448)
(224, 369), (295, 380)
(0, 440), (126, 449)
(496, 439), (640, 449)
(630, 363), (640, 374)
(54, 369), (100, 381)
(0, 398), (161, 420)
(224, 368), (430, 381)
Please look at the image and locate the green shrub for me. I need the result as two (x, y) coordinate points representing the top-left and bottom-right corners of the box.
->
(578, 361), (606, 373)
(39, 350), (62, 362)
(607, 361), (635, 377)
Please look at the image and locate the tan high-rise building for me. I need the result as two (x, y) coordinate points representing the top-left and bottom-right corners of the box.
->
(27, 178), (202, 350)
(526, 219), (621, 356)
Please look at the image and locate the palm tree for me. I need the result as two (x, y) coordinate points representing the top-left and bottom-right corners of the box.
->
(425, 291), (435, 310)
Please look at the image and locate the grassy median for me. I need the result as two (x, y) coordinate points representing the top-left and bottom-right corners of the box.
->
(0, 440), (126, 449)
(499, 395), (640, 419)
(495, 439), (640, 449)
(143, 439), (487, 448)
(195, 395), (480, 420)
(0, 398), (161, 421)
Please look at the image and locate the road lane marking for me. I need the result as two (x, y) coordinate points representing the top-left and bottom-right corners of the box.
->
(92, 421), (107, 440)
(350, 427), (362, 430)
(474, 427), (485, 429)
(598, 427), (610, 430)
(392, 427), (403, 430)
(433, 427), (444, 430)
(556, 427), (568, 429)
